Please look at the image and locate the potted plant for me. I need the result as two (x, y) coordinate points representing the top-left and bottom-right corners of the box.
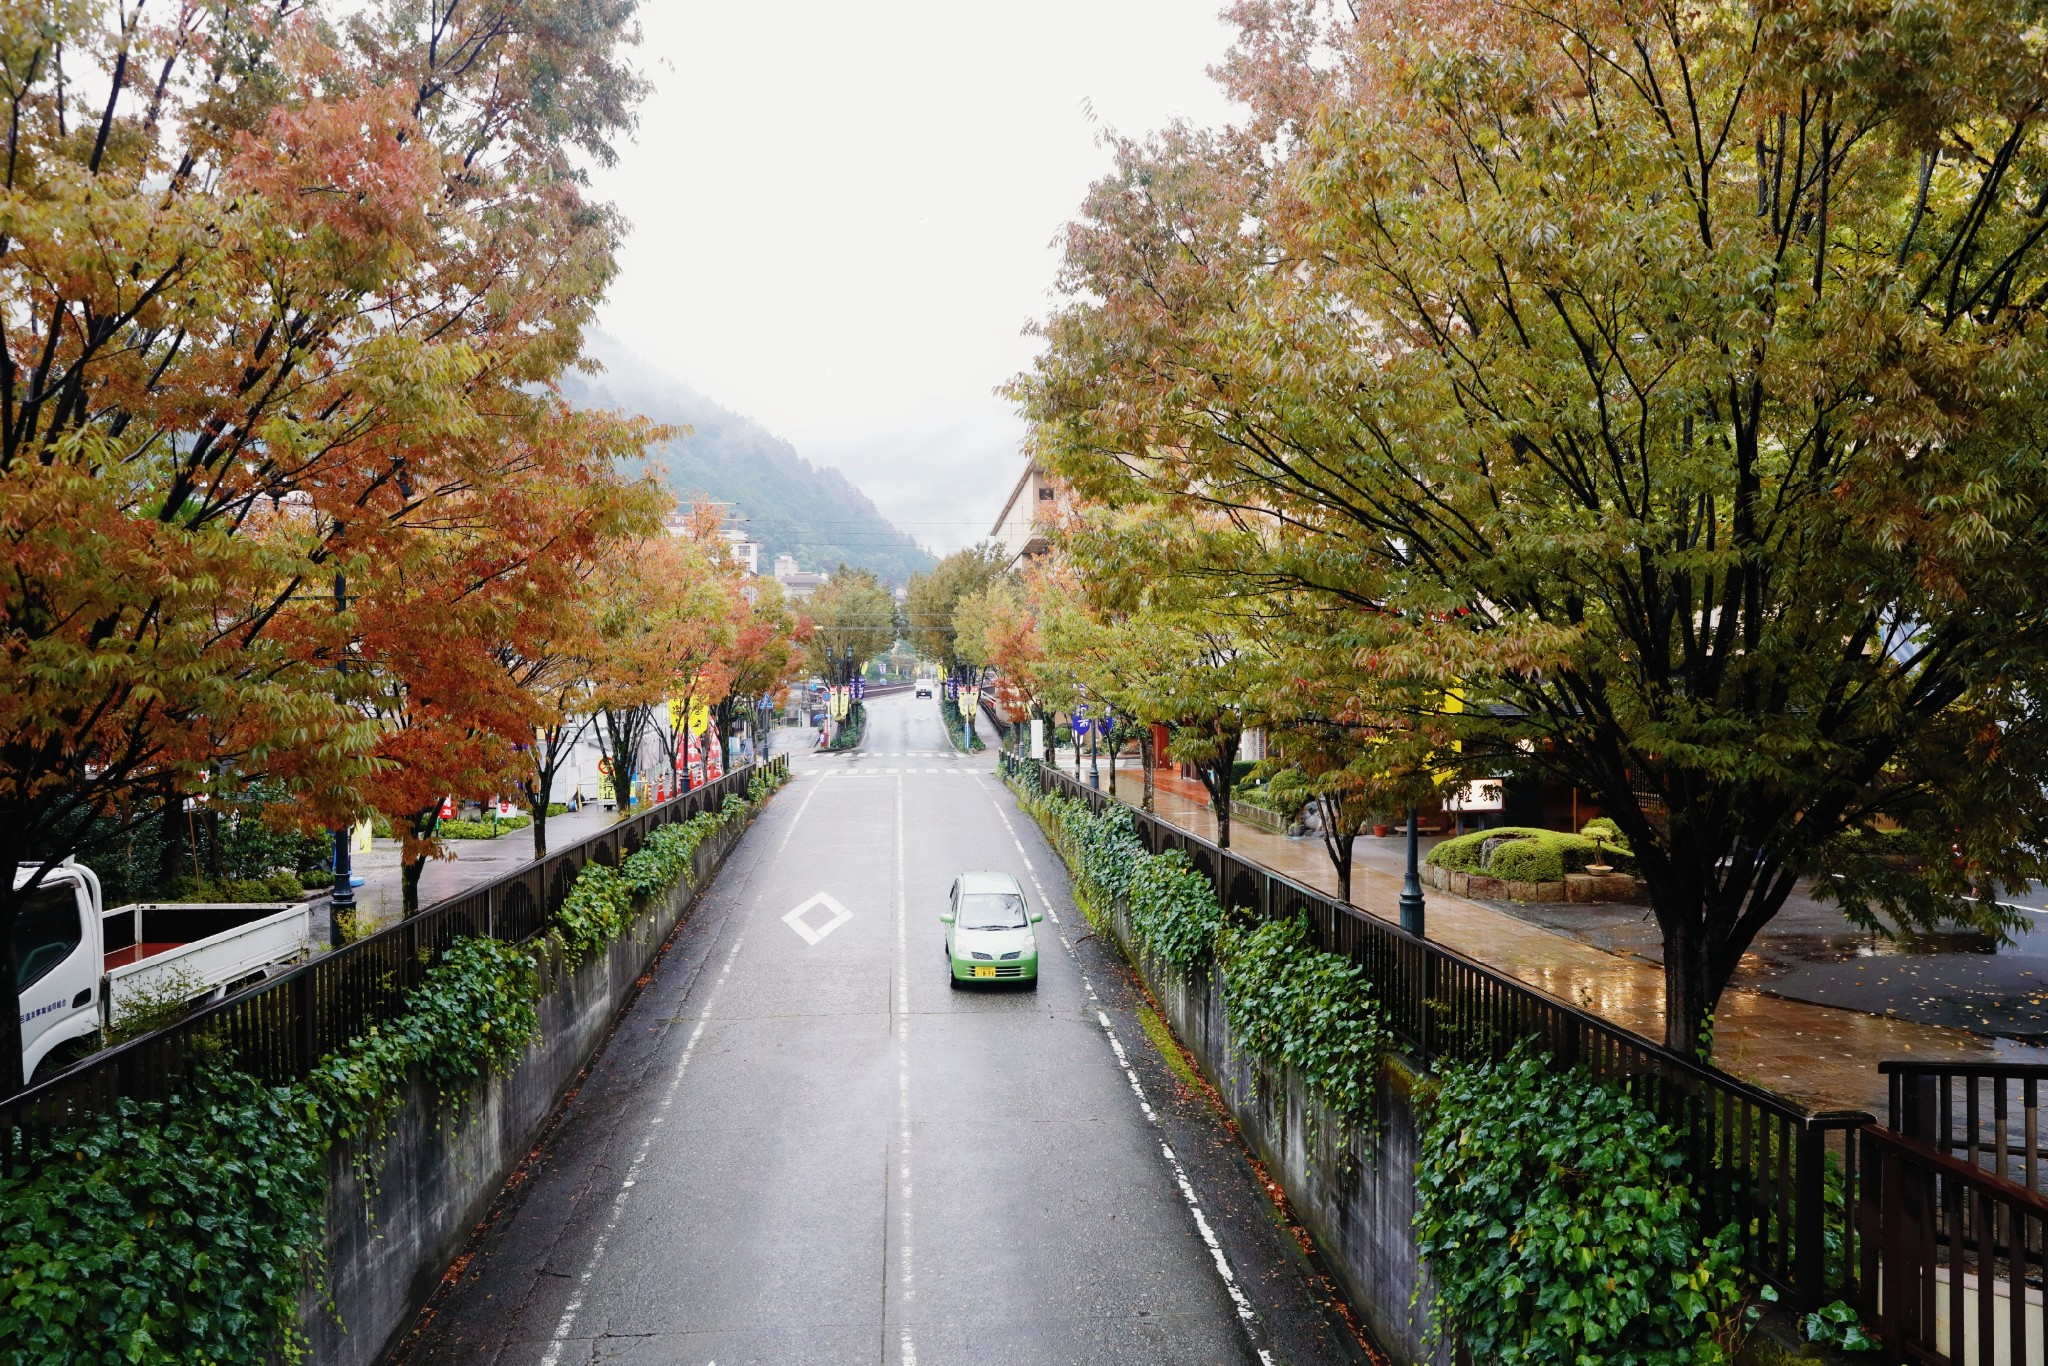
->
(1371, 813), (1392, 837)
(1585, 834), (1615, 876)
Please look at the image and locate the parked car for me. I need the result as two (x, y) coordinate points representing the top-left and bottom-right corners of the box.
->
(13, 860), (309, 1084)
(941, 870), (1040, 988)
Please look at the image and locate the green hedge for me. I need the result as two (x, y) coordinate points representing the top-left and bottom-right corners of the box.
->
(1427, 825), (1636, 881)
(166, 871), (307, 903)
(436, 814), (531, 839)
(0, 764), (789, 1365)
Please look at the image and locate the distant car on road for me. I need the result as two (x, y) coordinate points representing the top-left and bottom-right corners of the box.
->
(941, 871), (1040, 988)
(915, 680), (933, 698)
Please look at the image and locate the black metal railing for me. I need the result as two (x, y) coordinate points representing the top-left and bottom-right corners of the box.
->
(1011, 754), (1871, 1312)
(1855, 1125), (2048, 1364)
(2, 757), (784, 1162)
(1885, 1060), (2048, 1202)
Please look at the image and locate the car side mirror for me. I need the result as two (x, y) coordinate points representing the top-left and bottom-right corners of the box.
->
(1030, 911), (1043, 923)
(939, 912), (955, 924)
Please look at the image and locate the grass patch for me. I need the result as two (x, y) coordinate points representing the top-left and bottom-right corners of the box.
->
(1138, 1004), (1204, 1093)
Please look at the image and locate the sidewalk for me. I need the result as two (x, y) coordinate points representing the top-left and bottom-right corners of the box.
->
(308, 804), (626, 945)
(1059, 760), (2045, 1117)
(313, 737), (804, 944)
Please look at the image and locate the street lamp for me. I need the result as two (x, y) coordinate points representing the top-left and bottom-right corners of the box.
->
(328, 563), (355, 943)
(1087, 707), (1100, 790)
(1399, 803), (1426, 936)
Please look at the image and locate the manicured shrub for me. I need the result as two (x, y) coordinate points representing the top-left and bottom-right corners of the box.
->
(1427, 825), (1634, 880)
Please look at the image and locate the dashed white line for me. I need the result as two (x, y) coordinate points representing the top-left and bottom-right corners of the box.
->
(538, 933), (746, 1366)
(893, 776), (917, 1365)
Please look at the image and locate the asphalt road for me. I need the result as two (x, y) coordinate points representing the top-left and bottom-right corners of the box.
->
(391, 693), (1371, 1366)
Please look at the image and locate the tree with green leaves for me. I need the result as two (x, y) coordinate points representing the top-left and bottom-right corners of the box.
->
(801, 566), (898, 678)
(1016, 0), (2048, 1051)
(904, 544), (1012, 672)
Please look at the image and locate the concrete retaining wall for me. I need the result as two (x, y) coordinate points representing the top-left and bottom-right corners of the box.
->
(1097, 896), (1454, 1366)
(306, 817), (748, 1365)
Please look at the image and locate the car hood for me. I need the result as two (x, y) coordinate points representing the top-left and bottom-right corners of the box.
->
(955, 927), (1035, 955)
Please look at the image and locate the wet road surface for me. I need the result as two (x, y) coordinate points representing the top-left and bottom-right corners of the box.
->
(392, 694), (1370, 1365)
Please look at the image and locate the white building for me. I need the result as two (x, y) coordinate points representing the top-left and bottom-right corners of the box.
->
(721, 528), (760, 574)
(772, 554), (830, 601)
(989, 459), (1059, 567)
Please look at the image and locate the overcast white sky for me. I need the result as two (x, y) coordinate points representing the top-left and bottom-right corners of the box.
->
(588, 2), (1239, 556)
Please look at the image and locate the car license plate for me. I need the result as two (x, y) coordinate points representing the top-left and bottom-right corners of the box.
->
(974, 966), (996, 979)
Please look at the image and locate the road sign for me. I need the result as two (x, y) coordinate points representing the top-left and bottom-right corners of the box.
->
(782, 892), (853, 946)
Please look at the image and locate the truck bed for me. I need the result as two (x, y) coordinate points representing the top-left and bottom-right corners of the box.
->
(101, 901), (309, 1011)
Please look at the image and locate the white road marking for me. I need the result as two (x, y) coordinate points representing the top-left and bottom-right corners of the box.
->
(893, 776), (918, 1365)
(539, 933), (746, 1366)
(775, 772), (829, 855)
(781, 891), (853, 945)
(973, 774), (1274, 1365)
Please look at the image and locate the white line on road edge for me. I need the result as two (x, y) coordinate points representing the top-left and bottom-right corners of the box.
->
(972, 776), (1275, 1366)
(537, 933), (746, 1366)
(775, 769), (828, 856)
(893, 776), (918, 1366)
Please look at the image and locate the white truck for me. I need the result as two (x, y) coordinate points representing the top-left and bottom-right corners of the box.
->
(14, 860), (311, 1085)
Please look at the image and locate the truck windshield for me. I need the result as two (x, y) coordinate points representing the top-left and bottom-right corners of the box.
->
(958, 892), (1027, 930)
(15, 882), (82, 991)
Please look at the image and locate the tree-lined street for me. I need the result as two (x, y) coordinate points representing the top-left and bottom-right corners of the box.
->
(396, 693), (1367, 1364)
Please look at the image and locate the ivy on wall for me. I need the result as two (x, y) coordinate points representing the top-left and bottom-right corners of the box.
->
(1012, 778), (1384, 1125)
(1216, 915), (1388, 1130)
(1414, 1044), (1760, 1365)
(0, 767), (787, 1366)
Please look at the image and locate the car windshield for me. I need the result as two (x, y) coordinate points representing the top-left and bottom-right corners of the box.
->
(958, 892), (1026, 930)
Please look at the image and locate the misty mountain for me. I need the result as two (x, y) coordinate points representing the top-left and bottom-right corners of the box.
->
(563, 337), (935, 586)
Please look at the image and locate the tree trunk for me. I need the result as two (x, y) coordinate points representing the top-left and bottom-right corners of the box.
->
(1140, 731), (1155, 812)
(529, 781), (549, 859)
(402, 853), (427, 917)
(1195, 728), (1242, 849)
(1661, 924), (1716, 1058)
(157, 777), (185, 892)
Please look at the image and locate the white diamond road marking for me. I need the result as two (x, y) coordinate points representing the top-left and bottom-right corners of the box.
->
(783, 891), (853, 945)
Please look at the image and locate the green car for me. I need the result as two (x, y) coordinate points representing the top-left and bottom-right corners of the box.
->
(942, 871), (1042, 988)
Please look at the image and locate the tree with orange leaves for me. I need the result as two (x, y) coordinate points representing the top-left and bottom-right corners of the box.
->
(0, 0), (650, 1088)
(352, 406), (665, 913)
(588, 512), (742, 810)
(712, 577), (807, 770)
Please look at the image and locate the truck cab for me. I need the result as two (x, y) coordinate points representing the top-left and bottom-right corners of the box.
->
(14, 861), (104, 1084)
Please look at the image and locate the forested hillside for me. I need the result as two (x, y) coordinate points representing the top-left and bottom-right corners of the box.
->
(564, 337), (933, 585)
